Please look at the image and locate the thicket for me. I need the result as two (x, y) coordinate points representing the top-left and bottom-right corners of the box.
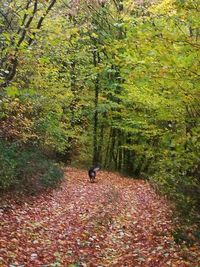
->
(0, 140), (63, 191)
(0, 0), (199, 241)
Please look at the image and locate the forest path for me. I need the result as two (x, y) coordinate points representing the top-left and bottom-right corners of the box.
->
(0, 167), (198, 267)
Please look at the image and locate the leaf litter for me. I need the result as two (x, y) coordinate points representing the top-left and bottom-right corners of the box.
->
(0, 167), (199, 266)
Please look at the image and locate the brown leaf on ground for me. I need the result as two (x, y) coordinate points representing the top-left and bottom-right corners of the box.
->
(0, 167), (199, 266)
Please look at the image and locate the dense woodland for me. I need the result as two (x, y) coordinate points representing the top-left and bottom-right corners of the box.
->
(0, 0), (200, 243)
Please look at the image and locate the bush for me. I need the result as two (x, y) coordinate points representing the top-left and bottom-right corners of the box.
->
(39, 165), (64, 188)
(148, 148), (200, 243)
(0, 141), (19, 189)
(0, 140), (64, 192)
(151, 151), (200, 220)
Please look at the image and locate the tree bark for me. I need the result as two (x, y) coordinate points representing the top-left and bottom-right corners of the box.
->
(92, 47), (100, 166)
(0, 0), (57, 88)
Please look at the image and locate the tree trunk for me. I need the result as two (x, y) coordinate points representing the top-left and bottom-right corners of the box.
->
(92, 47), (100, 166)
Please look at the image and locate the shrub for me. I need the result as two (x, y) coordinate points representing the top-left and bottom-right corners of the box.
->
(0, 140), (19, 189)
(151, 151), (200, 221)
(0, 140), (64, 192)
(39, 164), (64, 188)
(149, 148), (200, 243)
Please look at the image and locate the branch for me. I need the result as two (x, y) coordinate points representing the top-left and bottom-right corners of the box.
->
(28, 0), (57, 45)
(17, 0), (38, 48)
(17, 0), (33, 34)
(0, 0), (57, 88)
(0, 10), (15, 31)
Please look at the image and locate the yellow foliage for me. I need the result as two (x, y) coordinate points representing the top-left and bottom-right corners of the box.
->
(149, 0), (176, 15)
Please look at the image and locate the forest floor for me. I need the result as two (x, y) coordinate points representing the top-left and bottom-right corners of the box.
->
(0, 167), (200, 267)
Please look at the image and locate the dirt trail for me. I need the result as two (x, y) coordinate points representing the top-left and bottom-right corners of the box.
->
(0, 168), (199, 266)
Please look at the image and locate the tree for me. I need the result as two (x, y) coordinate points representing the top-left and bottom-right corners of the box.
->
(0, 0), (57, 88)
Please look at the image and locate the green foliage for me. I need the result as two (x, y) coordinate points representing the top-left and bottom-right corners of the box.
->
(0, 0), (200, 239)
(151, 152), (200, 219)
(0, 140), (64, 191)
(39, 164), (64, 188)
(0, 95), (71, 153)
(0, 140), (18, 189)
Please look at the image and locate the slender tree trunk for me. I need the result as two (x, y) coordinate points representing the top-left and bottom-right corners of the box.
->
(104, 127), (112, 168)
(117, 130), (123, 171)
(98, 124), (104, 164)
(69, 60), (77, 128)
(92, 47), (100, 166)
(108, 128), (117, 169)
